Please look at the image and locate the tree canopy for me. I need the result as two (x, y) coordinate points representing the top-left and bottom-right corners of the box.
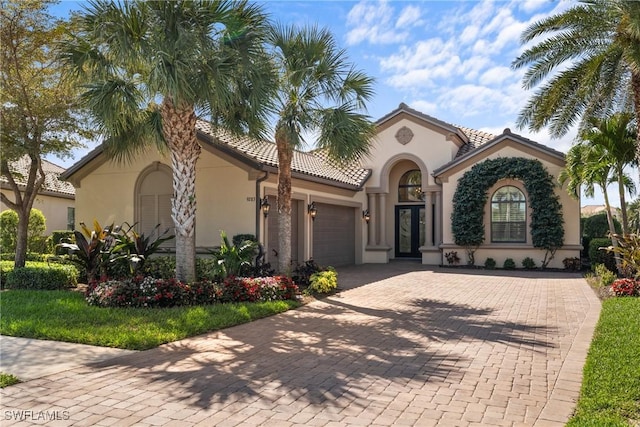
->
(1, 0), (89, 267)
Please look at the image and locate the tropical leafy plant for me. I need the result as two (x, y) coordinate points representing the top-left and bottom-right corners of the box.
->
(309, 267), (338, 294)
(209, 231), (258, 280)
(58, 220), (117, 281)
(112, 222), (174, 274)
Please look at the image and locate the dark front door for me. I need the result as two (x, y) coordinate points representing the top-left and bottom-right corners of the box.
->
(395, 205), (425, 258)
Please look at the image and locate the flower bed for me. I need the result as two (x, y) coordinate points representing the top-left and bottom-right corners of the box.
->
(611, 278), (640, 297)
(86, 275), (299, 308)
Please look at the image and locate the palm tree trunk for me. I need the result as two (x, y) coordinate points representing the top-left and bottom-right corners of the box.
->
(632, 71), (640, 183)
(161, 99), (199, 282)
(617, 165), (629, 234)
(602, 185), (621, 274)
(275, 128), (293, 275)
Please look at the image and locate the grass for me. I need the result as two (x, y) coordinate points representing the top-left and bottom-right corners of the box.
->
(0, 373), (21, 388)
(0, 290), (299, 350)
(567, 297), (640, 427)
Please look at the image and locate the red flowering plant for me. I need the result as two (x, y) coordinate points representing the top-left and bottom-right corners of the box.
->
(611, 278), (640, 297)
(86, 276), (191, 307)
(221, 276), (299, 303)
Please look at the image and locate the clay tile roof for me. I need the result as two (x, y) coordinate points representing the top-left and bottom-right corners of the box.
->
(453, 126), (496, 157)
(195, 121), (370, 189)
(1, 156), (75, 197)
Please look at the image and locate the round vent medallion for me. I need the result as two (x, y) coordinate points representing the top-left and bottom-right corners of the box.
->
(395, 126), (414, 145)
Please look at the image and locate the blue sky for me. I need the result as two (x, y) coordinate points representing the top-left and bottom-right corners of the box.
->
(48, 0), (623, 207)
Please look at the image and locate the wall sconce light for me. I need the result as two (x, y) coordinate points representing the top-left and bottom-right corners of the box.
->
(308, 202), (317, 220)
(363, 209), (371, 224)
(261, 196), (270, 218)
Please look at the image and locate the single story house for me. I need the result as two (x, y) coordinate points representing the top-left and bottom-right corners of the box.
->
(1, 156), (76, 233)
(61, 103), (581, 269)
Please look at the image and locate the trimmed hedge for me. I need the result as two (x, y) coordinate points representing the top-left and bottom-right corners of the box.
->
(1, 261), (79, 290)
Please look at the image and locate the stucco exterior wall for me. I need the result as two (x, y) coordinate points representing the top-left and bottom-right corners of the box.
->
(73, 147), (256, 248)
(439, 141), (581, 269)
(1, 189), (74, 234)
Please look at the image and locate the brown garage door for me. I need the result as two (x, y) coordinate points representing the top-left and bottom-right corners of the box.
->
(313, 203), (355, 266)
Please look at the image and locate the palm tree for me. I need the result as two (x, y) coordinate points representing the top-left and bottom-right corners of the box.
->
(512, 0), (640, 162)
(559, 142), (622, 271)
(268, 25), (376, 273)
(60, 0), (275, 281)
(579, 113), (637, 233)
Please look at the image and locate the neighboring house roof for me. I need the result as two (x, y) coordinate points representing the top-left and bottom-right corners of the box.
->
(581, 205), (621, 218)
(432, 128), (566, 178)
(1, 155), (75, 198)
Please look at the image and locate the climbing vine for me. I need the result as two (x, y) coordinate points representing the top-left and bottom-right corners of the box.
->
(451, 157), (564, 267)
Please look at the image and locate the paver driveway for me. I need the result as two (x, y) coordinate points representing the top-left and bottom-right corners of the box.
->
(0, 264), (600, 426)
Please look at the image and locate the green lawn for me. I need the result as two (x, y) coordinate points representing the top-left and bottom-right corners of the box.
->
(0, 290), (299, 350)
(567, 297), (640, 426)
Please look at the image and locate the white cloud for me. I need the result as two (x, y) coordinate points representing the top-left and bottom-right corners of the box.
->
(346, 1), (410, 45)
(479, 66), (514, 86)
(396, 5), (423, 29)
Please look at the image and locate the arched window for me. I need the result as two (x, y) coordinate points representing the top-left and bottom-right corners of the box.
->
(398, 170), (423, 202)
(491, 186), (526, 242)
(136, 163), (174, 247)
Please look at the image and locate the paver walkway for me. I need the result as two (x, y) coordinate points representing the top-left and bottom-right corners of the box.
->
(0, 264), (600, 426)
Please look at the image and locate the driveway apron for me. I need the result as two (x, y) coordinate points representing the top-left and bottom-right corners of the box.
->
(0, 265), (600, 426)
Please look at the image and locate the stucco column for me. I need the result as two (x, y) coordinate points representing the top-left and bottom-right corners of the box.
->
(367, 193), (376, 246)
(425, 191), (433, 247)
(435, 191), (442, 245)
(369, 193), (378, 246)
(379, 193), (387, 246)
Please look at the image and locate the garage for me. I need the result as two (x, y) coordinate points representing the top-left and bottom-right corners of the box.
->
(312, 202), (356, 266)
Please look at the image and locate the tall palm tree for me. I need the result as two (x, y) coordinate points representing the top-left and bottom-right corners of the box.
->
(512, 0), (640, 162)
(60, 0), (275, 281)
(268, 25), (376, 273)
(580, 113), (637, 233)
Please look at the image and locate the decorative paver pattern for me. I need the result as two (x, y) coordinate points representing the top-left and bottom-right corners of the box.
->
(0, 265), (600, 426)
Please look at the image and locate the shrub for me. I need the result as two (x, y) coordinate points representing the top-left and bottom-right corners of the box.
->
(0, 253), (48, 262)
(611, 278), (640, 297)
(220, 276), (298, 303)
(3, 262), (78, 290)
(232, 233), (256, 247)
(503, 258), (516, 270)
(593, 263), (617, 287)
(51, 230), (75, 255)
(484, 258), (496, 269)
(563, 257), (581, 271)
(589, 238), (617, 272)
(143, 256), (176, 279)
(209, 231), (257, 280)
(522, 257), (536, 269)
(86, 276), (193, 307)
(445, 251), (460, 265)
(605, 233), (640, 279)
(309, 267), (338, 294)
(0, 208), (47, 253)
(292, 259), (323, 287)
(583, 212), (621, 240)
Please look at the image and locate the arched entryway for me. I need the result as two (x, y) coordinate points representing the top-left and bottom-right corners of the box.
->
(135, 162), (175, 248)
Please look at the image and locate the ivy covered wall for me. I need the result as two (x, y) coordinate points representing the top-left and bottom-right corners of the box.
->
(451, 157), (564, 266)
